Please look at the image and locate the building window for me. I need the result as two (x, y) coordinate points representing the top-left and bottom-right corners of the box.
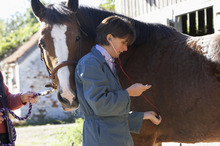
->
(180, 6), (214, 36)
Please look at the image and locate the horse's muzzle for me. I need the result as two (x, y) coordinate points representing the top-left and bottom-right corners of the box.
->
(57, 92), (79, 111)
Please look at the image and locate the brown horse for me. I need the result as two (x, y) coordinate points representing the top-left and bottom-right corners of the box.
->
(31, 0), (220, 145)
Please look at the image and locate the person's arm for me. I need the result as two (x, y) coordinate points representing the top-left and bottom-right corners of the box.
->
(4, 84), (26, 110)
(1, 72), (38, 110)
(5, 85), (38, 110)
(4, 83), (25, 111)
(76, 59), (130, 116)
(128, 111), (144, 133)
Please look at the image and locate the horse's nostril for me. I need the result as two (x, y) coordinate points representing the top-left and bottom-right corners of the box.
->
(56, 92), (79, 111)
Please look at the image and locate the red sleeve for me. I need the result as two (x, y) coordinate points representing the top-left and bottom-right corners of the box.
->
(4, 84), (25, 110)
(0, 72), (25, 110)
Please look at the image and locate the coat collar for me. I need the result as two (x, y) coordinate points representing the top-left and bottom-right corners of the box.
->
(91, 46), (120, 83)
(91, 46), (106, 64)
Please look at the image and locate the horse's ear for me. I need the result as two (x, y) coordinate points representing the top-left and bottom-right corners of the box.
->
(31, 0), (45, 20)
(66, 0), (78, 13)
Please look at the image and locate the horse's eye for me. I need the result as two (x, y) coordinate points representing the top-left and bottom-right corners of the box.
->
(76, 36), (80, 42)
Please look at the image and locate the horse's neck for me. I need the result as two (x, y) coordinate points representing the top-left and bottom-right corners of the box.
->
(81, 35), (96, 56)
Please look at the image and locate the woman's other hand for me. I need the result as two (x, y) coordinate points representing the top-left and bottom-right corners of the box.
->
(143, 111), (162, 125)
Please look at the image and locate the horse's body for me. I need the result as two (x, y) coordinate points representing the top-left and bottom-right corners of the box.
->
(31, 0), (220, 145)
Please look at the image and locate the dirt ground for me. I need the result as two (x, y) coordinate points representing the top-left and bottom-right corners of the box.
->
(15, 124), (74, 146)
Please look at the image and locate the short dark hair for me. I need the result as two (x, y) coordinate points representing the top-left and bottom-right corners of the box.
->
(96, 15), (136, 46)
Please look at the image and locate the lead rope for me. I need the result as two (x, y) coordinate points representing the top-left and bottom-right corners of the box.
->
(0, 103), (33, 146)
(0, 90), (55, 146)
(116, 58), (161, 116)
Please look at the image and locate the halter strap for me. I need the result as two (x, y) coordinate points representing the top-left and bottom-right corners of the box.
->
(50, 60), (78, 80)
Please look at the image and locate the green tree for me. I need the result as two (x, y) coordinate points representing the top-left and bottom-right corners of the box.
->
(0, 7), (39, 60)
(99, 0), (115, 12)
(4, 12), (25, 35)
(0, 20), (5, 40)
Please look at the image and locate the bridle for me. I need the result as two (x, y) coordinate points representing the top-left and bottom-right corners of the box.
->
(39, 22), (83, 89)
(48, 60), (79, 89)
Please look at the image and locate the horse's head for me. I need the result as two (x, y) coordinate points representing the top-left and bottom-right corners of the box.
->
(31, 0), (81, 111)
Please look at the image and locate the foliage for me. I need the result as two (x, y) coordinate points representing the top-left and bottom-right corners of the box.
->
(0, 8), (39, 60)
(0, 20), (4, 40)
(99, 0), (115, 12)
(51, 118), (84, 146)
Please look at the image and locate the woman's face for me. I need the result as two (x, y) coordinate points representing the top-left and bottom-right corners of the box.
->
(109, 37), (129, 58)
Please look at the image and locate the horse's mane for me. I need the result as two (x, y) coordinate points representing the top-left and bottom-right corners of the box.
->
(45, 2), (177, 46)
(45, 2), (74, 24)
(77, 7), (177, 46)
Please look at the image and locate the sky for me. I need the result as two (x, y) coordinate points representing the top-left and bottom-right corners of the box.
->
(0, 0), (103, 20)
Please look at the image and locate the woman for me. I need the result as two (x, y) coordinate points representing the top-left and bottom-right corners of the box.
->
(0, 71), (38, 144)
(75, 15), (162, 146)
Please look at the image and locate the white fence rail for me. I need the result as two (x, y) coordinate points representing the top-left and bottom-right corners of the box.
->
(163, 142), (220, 146)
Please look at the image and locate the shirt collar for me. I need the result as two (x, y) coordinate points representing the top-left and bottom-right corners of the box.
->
(96, 44), (115, 63)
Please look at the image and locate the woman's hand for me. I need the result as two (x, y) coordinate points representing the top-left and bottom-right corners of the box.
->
(143, 111), (162, 125)
(126, 83), (152, 97)
(20, 91), (39, 104)
(0, 112), (4, 124)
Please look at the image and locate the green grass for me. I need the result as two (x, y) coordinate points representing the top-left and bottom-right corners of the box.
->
(51, 118), (84, 146)
(15, 118), (84, 146)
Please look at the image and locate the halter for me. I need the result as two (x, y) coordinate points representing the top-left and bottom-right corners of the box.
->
(48, 60), (78, 89)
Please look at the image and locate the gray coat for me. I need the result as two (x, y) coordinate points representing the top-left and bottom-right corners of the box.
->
(75, 46), (144, 146)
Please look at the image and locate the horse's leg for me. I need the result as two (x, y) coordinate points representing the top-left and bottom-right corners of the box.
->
(154, 142), (162, 146)
(132, 133), (158, 146)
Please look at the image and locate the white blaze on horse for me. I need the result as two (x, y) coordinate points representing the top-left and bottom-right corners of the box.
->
(31, 0), (220, 145)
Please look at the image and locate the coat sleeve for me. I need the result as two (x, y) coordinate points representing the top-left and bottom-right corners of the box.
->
(4, 84), (25, 110)
(76, 59), (130, 117)
(0, 72), (25, 110)
(128, 111), (144, 133)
